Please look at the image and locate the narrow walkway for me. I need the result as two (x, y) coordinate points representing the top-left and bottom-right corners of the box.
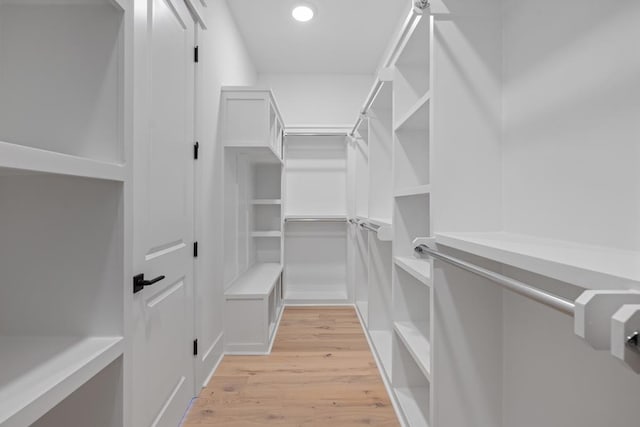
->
(183, 307), (400, 426)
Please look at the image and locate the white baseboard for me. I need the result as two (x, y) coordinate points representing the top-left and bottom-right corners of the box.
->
(354, 304), (407, 427)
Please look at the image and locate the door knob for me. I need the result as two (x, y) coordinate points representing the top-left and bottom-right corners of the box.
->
(133, 273), (166, 294)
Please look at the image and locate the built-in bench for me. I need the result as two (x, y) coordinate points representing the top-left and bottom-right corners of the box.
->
(224, 263), (284, 354)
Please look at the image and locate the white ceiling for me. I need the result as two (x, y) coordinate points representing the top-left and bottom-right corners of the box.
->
(226, 0), (408, 74)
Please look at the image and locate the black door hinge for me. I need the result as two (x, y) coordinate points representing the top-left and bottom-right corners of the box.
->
(193, 339), (198, 356)
(193, 241), (198, 258)
(194, 46), (199, 63)
(194, 141), (199, 159)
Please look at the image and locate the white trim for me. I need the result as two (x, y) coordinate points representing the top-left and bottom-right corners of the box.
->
(199, 333), (224, 388)
(354, 305), (408, 427)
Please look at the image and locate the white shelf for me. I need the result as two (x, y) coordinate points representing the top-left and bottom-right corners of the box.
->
(369, 330), (393, 377)
(252, 199), (282, 205)
(356, 300), (369, 326)
(435, 232), (640, 290)
(251, 231), (282, 238)
(394, 321), (432, 381)
(225, 263), (283, 298)
(0, 141), (125, 182)
(0, 336), (123, 427)
(394, 185), (431, 198)
(395, 91), (430, 132)
(394, 256), (432, 286)
(395, 386), (430, 427)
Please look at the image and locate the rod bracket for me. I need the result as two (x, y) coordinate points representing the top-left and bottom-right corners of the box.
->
(414, 0), (430, 11)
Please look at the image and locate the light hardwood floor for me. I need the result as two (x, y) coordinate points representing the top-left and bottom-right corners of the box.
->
(182, 307), (400, 426)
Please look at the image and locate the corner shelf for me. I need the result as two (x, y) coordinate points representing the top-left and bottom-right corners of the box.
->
(0, 141), (125, 182)
(394, 256), (432, 286)
(435, 231), (640, 290)
(394, 185), (431, 198)
(394, 321), (431, 381)
(0, 336), (123, 427)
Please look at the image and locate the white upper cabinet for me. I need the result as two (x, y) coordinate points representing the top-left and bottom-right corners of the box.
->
(221, 87), (284, 160)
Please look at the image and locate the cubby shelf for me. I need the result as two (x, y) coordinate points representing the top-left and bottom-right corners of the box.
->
(435, 232), (640, 290)
(394, 256), (432, 286)
(395, 386), (430, 427)
(252, 199), (282, 205)
(394, 322), (431, 381)
(251, 231), (282, 238)
(395, 91), (430, 132)
(0, 336), (123, 427)
(0, 141), (125, 182)
(394, 185), (431, 198)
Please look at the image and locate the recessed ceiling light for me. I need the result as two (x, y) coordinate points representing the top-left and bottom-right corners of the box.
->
(292, 5), (314, 22)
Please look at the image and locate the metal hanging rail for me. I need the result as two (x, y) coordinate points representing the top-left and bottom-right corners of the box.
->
(285, 217), (347, 223)
(414, 244), (576, 316)
(349, 0), (430, 137)
(359, 222), (380, 233)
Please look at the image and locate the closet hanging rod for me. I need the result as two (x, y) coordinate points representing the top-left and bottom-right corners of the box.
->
(350, 1), (429, 137)
(359, 222), (380, 233)
(350, 79), (384, 136)
(285, 217), (347, 223)
(284, 132), (349, 137)
(414, 244), (576, 316)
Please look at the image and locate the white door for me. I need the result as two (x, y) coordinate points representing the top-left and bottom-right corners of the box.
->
(133, 0), (196, 425)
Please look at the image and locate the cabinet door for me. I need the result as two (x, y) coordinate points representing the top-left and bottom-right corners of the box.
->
(132, 0), (196, 426)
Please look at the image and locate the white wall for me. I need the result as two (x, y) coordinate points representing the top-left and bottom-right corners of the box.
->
(502, 0), (640, 251)
(195, 0), (257, 387)
(257, 73), (372, 127)
(500, 1), (640, 425)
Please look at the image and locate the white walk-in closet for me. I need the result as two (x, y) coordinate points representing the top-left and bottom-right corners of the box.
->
(0, 0), (638, 426)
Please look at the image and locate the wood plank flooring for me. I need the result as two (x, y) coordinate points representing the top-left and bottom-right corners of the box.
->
(182, 307), (400, 426)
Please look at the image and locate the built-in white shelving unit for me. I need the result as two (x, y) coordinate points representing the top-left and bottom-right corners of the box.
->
(348, 6), (433, 426)
(0, 0), (130, 425)
(222, 87), (285, 354)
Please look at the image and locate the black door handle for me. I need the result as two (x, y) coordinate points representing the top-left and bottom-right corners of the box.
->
(133, 273), (166, 294)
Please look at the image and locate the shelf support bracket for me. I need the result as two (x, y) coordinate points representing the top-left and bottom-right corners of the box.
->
(574, 290), (640, 350)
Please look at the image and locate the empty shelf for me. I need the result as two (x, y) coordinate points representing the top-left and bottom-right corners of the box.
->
(251, 231), (282, 237)
(394, 185), (431, 198)
(435, 232), (640, 290)
(395, 387), (430, 427)
(0, 141), (125, 182)
(369, 330), (393, 379)
(0, 336), (123, 427)
(394, 321), (432, 381)
(225, 263), (283, 298)
(252, 199), (282, 205)
(394, 256), (432, 286)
